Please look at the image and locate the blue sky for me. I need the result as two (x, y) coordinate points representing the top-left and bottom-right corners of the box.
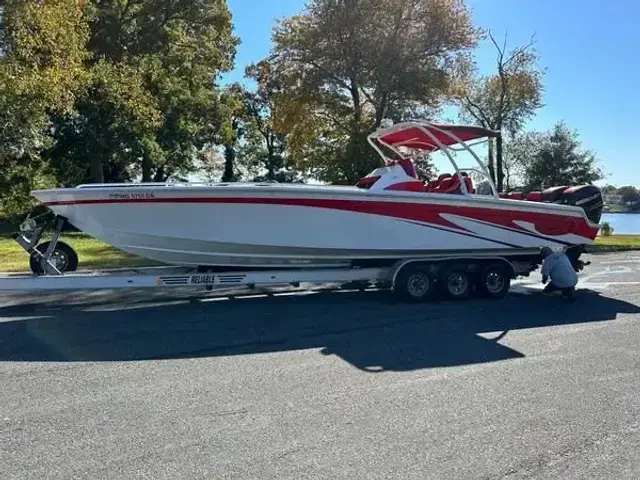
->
(225, 0), (639, 186)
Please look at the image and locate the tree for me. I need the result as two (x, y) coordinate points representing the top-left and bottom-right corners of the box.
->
(269, 0), (481, 184)
(520, 122), (604, 191)
(616, 186), (640, 204)
(0, 0), (240, 214)
(194, 146), (225, 182)
(452, 31), (545, 191)
(501, 130), (546, 191)
(232, 61), (302, 182)
(24, 0), (239, 185)
(217, 87), (245, 182)
(0, 0), (90, 216)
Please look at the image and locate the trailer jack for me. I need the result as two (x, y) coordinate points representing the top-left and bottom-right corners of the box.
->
(12, 213), (74, 275)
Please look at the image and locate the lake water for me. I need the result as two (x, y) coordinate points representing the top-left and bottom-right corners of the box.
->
(601, 213), (640, 234)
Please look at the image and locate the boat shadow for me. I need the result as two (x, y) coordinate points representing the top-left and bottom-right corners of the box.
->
(0, 286), (638, 371)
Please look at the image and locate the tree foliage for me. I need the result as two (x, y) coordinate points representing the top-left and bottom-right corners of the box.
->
(452, 31), (544, 191)
(519, 122), (604, 191)
(500, 130), (544, 191)
(269, 0), (481, 183)
(0, 0), (91, 216)
(65, 0), (238, 183)
(233, 62), (301, 182)
(615, 186), (640, 204)
(0, 0), (239, 217)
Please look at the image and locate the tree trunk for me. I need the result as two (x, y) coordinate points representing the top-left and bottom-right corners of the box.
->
(374, 93), (389, 127)
(266, 143), (275, 181)
(153, 166), (166, 182)
(504, 163), (510, 192)
(90, 157), (104, 183)
(222, 145), (235, 182)
(496, 132), (504, 192)
(141, 155), (152, 182)
(486, 139), (496, 186)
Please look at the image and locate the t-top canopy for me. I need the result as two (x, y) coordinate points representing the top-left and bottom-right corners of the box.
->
(367, 119), (501, 198)
(370, 120), (499, 152)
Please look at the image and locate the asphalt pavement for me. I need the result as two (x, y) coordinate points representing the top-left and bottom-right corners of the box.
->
(1, 251), (640, 479)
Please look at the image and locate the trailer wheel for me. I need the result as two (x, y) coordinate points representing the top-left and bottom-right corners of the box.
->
(29, 241), (78, 275)
(394, 265), (437, 302)
(477, 263), (511, 299)
(440, 265), (472, 300)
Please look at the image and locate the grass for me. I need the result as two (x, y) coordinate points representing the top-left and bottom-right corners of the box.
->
(0, 233), (162, 273)
(2, 231), (640, 274)
(594, 234), (640, 246)
(589, 234), (640, 252)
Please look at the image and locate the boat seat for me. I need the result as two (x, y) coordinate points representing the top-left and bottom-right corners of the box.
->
(424, 173), (451, 192)
(507, 192), (524, 200)
(432, 176), (454, 193)
(427, 173), (474, 194)
(434, 176), (461, 194)
(525, 191), (542, 202)
(462, 173), (475, 194)
(356, 175), (381, 189)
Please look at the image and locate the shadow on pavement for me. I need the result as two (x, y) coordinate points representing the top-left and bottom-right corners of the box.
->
(0, 286), (638, 371)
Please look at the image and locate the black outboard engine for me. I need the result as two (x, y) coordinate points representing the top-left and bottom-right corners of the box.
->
(541, 185), (569, 203)
(539, 184), (603, 273)
(559, 185), (604, 224)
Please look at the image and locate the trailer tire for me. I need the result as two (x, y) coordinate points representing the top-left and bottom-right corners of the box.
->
(29, 241), (79, 275)
(393, 265), (437, 302)
(476, 263), (511, 299)
(440, 265), (472, 300)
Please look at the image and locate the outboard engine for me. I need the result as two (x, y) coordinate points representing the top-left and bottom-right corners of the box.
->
(560, 185), (604, 224)
(541, 185), (569, 203)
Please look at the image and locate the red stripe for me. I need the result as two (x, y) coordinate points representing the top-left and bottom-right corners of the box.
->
(43, 196), (599, 240)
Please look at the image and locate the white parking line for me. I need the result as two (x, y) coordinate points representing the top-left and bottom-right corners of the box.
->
(510, 280), (640, 295)
(580, 266), (634, 283)
(599, 259), (640, 265)
(579, 281), (640, 287)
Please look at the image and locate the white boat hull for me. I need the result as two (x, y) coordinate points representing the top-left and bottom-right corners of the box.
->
(31, 184), (600, 268)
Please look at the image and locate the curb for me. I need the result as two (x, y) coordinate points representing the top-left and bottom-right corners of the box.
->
(586, 245), (640, 254)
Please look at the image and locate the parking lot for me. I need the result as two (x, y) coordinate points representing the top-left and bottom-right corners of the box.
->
(1, 251), (640, 479)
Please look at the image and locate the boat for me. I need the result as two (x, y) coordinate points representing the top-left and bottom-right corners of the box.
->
(25, 119), (603, 270)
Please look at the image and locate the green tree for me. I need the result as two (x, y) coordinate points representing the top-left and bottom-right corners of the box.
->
(233, 61), (301, 182)
(616, 186), (640, 204)
(49, 0), (239, 184)
(521, 122), (604, 191)
(500, 130), (546, 191)
(0, 0), (90, 216)
(452, 31), (545, 191)
(0, 0), (239, 216)
(269, 0), (481, 184)
(217, 87), (245, 182)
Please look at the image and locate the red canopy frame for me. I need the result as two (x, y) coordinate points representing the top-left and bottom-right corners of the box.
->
(367, 119), (500, 197)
